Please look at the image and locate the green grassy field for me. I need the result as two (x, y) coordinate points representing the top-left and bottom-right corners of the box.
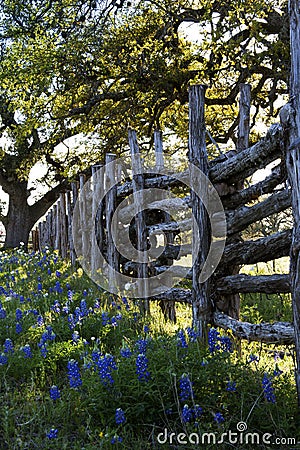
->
(0, 248), (299, 449)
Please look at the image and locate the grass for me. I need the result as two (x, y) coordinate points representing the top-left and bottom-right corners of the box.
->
(0, 248), (299, 449)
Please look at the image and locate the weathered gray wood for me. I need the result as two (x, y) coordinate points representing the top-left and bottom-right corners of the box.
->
(189, 85), (211, 336)
(224, 83), (251, 320)
(145, 189), (290, 238)
(222, 164), (285, 209)
(216, 274), (290, 294)
(79, 174), (89, 265)
(117, 124), (282, 198)
(281, 0), (300, 406)
(91, 165), (103, 276)
(150, 288), (192, 304)
(128, 130), (149, 312)
(59, 193), (68, 259)
(226, 189), (291, 236)
(66, 191), (76, 265)
(209, 122), (282, 184)
(154, 129), (164, 172)
(126, 229), (291, 278)
(237, 83), (251, 153)
(52, 205), (57, 249)
(223, 229), (292, 266)
(154, 129), (176, 321)
(54, 200), (61, 251)
(214, 312), (294, 344)
(105, 154), (119, 291)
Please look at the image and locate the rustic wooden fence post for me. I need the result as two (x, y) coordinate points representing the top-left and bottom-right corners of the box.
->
(79, 174), (90, 266)
(281, 0), (300, 407)
(154, 129), (176, 321)
(189, 85), (211, 337)
(227, 83), (251, 319)
(91, 164), (103, 277)
(54, 199), (61, 252)
(105, 154), (119, 292)
(59, 192), (68, 259)
(128, 129), (150, 313)
(66, 191), (76, 265)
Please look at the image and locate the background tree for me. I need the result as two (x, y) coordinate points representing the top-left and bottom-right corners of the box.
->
(0, 0), (291, 248)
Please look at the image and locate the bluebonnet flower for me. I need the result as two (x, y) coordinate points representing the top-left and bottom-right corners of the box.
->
(47, 268), (51, 275)
(115, 408), (126, 425)
(208, 328), (220, 353)
(214, 412), (225, 424)
(40, 326), (56, 345)
(37, 315), (44, 326)
(186, 327), (200, 342)
(15, 308), (23, 321)
(249, 354), (259, 363)
(39, 344), (48, 358)
(182, 405), (193, 423)
(0, 354), (8, 365)
(179, 374), (194, 401)
(94, 299), (100, 309)
(46, 428), (58, 439)
(67, 290), (73, 301)
(101, 312), (109, 326)
(96, 354), (117, 386)
(226, 381), (237, 392)
(135, 338), (149, 354)
(0, 307), (7, 319)
(110, 316), (118, 327)
(37, 282), (43, 291)
(120, 347), (132, 358)
(56, 270), (61, 278)
(4, 338), (14, 354)
(16, 322), (22, 334)
(72, 331), (80, 343)
(219, 336), (233, 353)
(122, 296), (130, 310)
(111, 436), (123, 444)
(49, 386), (61, 401)
(177, 329), (188, 348)
(193, 405), (203, 419)
(22, 344), (32, 358)
(51, 300), (61, 314)
(67, 360), (82, 388)
(68, 314), (75, 330)
(19, 295), (25, 303)
(262, 373), (276, 403)
(143, 325), (149, 334)
(74, 307), (82, 325)
(136, 354), (150, 381)
(83, 289), (88, 297)
(55, 281), (63, 294)
(80, 299), (88, 317)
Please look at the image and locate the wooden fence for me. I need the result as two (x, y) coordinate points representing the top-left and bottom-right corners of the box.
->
(32, 0), (300, 408)
(34, 83), (292, 342)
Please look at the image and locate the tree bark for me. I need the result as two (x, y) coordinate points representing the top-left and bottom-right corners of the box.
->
(4, 182), (32, 249)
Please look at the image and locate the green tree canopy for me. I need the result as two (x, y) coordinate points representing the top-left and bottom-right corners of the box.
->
(0, 0), (291, 247)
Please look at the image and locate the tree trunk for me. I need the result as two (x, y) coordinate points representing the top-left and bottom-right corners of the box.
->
(4, 184), (32, 249)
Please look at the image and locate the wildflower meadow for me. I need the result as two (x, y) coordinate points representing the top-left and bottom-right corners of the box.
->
(0, 247), (299, 449)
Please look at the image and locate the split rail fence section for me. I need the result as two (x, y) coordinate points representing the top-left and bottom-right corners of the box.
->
(34, 83), (293, 344)
(33, 0), (300, 407)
